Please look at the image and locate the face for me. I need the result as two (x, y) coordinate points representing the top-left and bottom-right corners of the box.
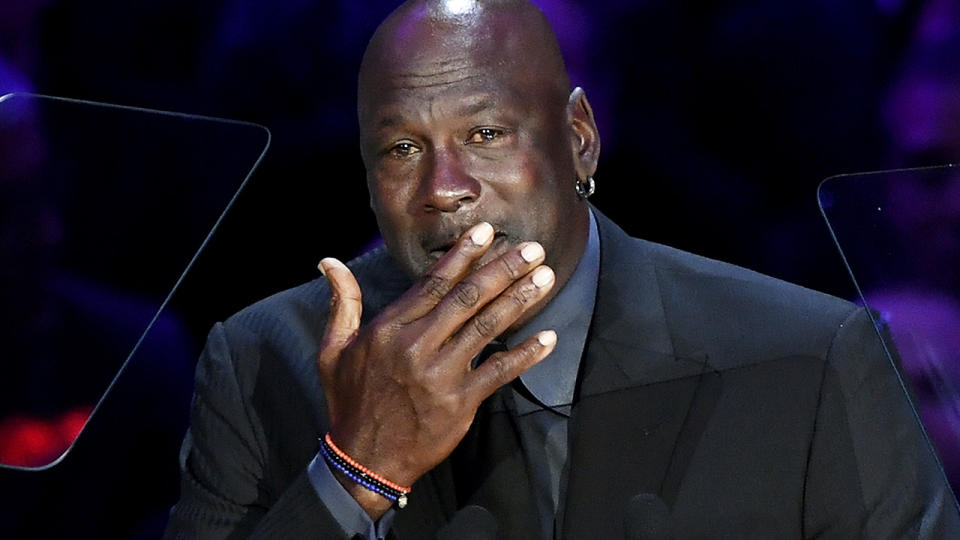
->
(358, 13), (596, 291)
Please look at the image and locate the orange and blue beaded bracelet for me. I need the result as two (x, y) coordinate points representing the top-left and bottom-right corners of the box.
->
(320, 433), (412, 508)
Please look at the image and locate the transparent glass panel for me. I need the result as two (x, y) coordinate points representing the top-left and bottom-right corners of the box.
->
(819, 164), (960, 492)
(0, 93), (269, 469)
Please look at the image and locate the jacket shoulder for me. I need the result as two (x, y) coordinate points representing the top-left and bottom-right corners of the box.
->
(593, 210), (861, 370)
(645, 238), (854, 320)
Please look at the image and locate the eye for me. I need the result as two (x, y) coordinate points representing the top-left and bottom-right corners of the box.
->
(467, 127), (504, 144)
(388, 141), (421, 158)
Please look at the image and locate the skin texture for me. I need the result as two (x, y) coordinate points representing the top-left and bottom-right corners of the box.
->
(316, 0), (601, 519)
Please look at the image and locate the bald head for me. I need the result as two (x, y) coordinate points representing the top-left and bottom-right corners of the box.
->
(358, 0), (571, 126)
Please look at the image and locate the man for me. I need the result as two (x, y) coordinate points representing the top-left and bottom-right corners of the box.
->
(165, 0), (959, 537)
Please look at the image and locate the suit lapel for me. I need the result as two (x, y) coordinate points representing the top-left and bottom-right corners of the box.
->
(451, 387), (542, 538)
(560, 212), (724, 538)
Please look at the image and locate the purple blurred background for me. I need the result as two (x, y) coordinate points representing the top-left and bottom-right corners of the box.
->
(1, 0), (958, 536)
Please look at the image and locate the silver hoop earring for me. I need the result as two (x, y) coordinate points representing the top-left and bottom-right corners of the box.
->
(575, 176), (595, 199)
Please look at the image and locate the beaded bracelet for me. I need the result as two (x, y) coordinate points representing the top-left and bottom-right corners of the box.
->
(319, 443), (402, 499)
(319, 443), (403, 505)
(320, 432), (412, 508)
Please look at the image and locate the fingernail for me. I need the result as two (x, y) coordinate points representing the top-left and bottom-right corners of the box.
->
(319, 257), (345, 276)
(521, 242), (544, 262)
(531, 266), (554, 287)
(537, 330), (557, 347)
(471, 222), (494, 245)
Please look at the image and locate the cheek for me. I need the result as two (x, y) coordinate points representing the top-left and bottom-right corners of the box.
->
(369, 177), (414, 247)
(369, 165), (415, 216)
(468, 141), (560, 199)
(510, 153), (570, 215)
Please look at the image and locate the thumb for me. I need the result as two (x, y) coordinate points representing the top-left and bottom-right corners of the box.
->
(316, 257), (363, 381)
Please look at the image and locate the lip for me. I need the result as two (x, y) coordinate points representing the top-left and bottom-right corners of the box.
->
(428, 232), (510, 263)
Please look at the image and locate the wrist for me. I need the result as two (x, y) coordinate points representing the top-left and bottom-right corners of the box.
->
(329, 467), (395, 520)
(320, 432), (413, 519)
(328, 425), (422, 487)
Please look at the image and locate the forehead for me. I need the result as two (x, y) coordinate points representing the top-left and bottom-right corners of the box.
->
(363, 67), (528, 126)
(359, 8), (566, 126)
(359, 53), (559, 137)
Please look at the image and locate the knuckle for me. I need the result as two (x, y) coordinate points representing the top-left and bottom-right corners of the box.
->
(451, 280), (481, 308)
(421, 390), (463, 418)
(398, 341), (422, 364)
(418, 273), (450, 302)
(419, 364), (459, 396)
(386, 337), (418, 368)
(420, 362), (444, 385)
(439, 392), (466, 413)
(495, 255), (524, 280)
(472, 311), (501, 338)
(508, 283), (536, 308)
(366, 318), (391, 341)
(488, 355), (512, 384)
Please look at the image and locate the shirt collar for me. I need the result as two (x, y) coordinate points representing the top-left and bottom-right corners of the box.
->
(505, 208), (600, 415)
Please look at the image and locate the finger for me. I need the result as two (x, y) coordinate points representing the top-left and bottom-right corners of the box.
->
(316, 257), (363, 379)
(465, 330), (557, 403)
(442, 264), (555, 361)
(418, 241), (548, 345)
(392, 221), (495, 322)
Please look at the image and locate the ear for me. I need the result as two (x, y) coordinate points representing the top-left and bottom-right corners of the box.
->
(566, 87), (601, 181)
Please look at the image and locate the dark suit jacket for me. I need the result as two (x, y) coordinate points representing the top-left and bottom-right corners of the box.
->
(165, 210), (959, 539)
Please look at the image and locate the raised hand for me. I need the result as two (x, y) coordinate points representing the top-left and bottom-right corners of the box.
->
(315, 222), (557, 517)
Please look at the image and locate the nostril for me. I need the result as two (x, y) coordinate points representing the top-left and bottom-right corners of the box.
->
(424, 183), (480, 212)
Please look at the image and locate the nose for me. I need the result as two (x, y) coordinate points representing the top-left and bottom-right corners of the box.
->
(420, 147), (480, 213)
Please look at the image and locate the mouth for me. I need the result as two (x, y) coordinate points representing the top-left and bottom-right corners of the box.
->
(427, 232), (510, 263)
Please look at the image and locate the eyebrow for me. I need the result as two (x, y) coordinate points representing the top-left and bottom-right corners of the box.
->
(454, 97), (498, 117)
(372, 96), (500, 131)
